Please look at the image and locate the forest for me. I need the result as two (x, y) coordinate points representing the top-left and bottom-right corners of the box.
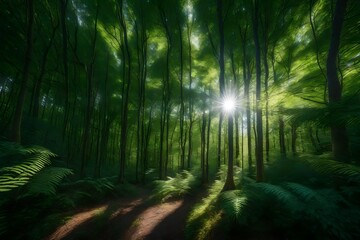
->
(1, 0), (360, 239)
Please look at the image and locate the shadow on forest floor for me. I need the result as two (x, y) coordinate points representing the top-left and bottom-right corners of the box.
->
(47, 190), (198, 240)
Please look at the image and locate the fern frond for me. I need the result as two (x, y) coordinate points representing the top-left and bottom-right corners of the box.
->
(0, 143), (57, 192)
(301, 156), (360, 182)
(0, 157), (51, 192)
(283, 182), (321, 202)
(218, 190), (247, 221)
(251, 182), (298, 204)
(152, 170), (197, 202)
(25, 167), (73, 196)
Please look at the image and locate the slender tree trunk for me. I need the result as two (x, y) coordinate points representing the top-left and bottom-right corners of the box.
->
(216, 0), (225, 170)
(143, 108), (152, 183)
(262, 26), (270, 163)
(159, 89), (166, 179)
(205, 110), (211, 184)
(32, 23), (58, 118)
(222, 113), (235, 191)
(240, 24), (253, 174)
(178, 22), (186, 170)
(326, 0), (349, 161)
(253, 0), (264, 182)
(158, 5), (172, 179)
(118, 0), (132, 182)
(241, 114), (244, 169)
(310, 0), (328, 102)
(291, 123), (297, 156)
(10, 0), (34, 143)
(135, 22), (143, 183)
(230, 51), (240, 166)
(187, 20), (193, 170)
(80, 4), (98, 178)
(164, 106), (171, 177)
(60, 0), (70, 141)
(201, 111), (206, 184)
(279, 114), (286, 157)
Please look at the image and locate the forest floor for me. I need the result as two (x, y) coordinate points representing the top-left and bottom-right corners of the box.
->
(47, 188), (199, 240)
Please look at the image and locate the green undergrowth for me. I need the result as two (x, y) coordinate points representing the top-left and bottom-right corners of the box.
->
(0, 141), (141, 240)
(185, 155), (360, 240)
(151, 170), (201, 202)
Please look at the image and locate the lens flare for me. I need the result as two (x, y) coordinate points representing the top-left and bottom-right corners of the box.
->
(222, 96), (236, 113)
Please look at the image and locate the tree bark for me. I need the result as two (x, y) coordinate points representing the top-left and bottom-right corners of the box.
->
(118, 0), (132, 182)
(326, 0), (349, 161)
(253, 0), (264, 182)
(222, 113), (235, 191)
(187, 19), (193, 170)
(279, 114), (286, 157)
(216, 0), (225, 169)
(239, 24), (253, 174)
(60, 0), (70, 141)
(10, 0), (34, 143)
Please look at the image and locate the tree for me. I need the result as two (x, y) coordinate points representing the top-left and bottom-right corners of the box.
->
(253, 0), (264, 182)
(326, 0), (349, 161)
(10, 0), (34, 143)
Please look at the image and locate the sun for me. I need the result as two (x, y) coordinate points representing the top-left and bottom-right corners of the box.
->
(222, 96), (236, 113)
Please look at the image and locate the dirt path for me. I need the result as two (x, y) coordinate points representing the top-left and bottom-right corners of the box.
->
(47, 193), (197, 240)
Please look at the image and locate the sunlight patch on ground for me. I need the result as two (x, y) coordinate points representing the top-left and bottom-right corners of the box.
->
(129, 200), (184, 240)
(47, 205), (107, 240)
(110, 198), (143, 219)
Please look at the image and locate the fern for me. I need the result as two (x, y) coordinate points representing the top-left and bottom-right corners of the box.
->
(300, 155), (360, 182)
(0, 142), (72, 239)
(283, 182), (322, 202)
(24, 167), (73, 196)
(250, 182), (299, 206)
(152, 170), (198, 202)
(0, 144), (57, 192)
(218, 190), (247, 221)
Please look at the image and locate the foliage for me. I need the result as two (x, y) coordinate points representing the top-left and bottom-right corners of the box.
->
(186, 179), (224, 240)
(0, 141), (73, 239)
(0, 141), (58, 192)
(152, 170), (199, 202)
(186, 155), (360, 240)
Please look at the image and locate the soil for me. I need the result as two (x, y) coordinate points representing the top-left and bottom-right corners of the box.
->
(46, 189), (198, 240)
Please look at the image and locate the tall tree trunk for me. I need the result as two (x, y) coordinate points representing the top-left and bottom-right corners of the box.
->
(253, 0), (264, 182)
(240, 24), (253, 174)
(142, 108), (152, 183)
(60, 0), (70, 141)
(216, 0), (225, 170)
(135, 21), (144, 183)
(178, 21), (186, 170)
(326, 0), (349, 161)
(32, 23), (58, 118)
(118, 0), (132, 182)
(279, 113), (286, 157)
(310, 0), (328, 102)
(262, 20), (270, 163)
(187, 19), (193, 170)
(10, 0), (34, 143)
(222, 113), (235, 191)
(230, 50), (240, 166)
(80, 3), (98, 178)
(205, 110), (211, 184)
(291, 123), (297, 156)
(158, 5), (172, 179)
(201, 110), (206, 184)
